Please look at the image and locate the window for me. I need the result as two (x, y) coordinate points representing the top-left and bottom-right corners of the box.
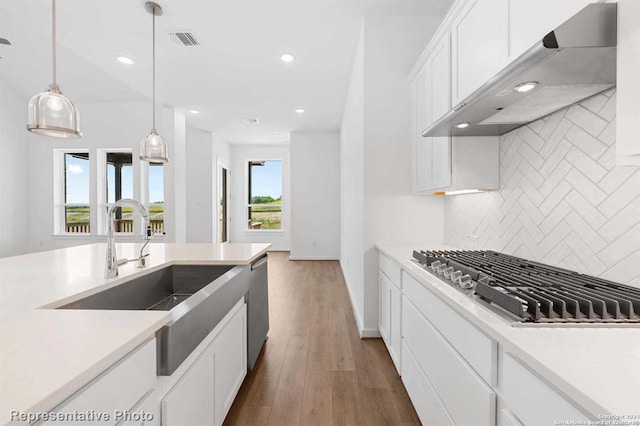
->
(247, 160), (282, 230)
(100, 150), (133, 233)
(57, 151), (90, 234)
(148, 162), (164, 233)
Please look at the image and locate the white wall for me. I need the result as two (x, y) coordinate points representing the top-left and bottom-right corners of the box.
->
(229, 144), (291, 250)
(25, 101), (184, 252)
(340, 25), (366, 334)
(0, 78), (30, 257)
(290, 132), (341, 260)
(186, 125), (214, 243)
(340, 16), (446, 337)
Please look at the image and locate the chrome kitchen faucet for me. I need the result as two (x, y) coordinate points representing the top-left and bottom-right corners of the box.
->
(105, 198), (152, 278)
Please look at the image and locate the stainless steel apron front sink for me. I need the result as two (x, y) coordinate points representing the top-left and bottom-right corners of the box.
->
(58, 264), (253, 375)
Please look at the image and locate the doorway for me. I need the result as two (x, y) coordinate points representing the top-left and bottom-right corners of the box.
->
(218, 163), (230, 243)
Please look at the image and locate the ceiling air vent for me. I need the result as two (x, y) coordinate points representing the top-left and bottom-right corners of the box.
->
(168, 32), (199, 46)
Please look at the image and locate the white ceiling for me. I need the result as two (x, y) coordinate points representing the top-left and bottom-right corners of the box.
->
(0, 0), (452, 144)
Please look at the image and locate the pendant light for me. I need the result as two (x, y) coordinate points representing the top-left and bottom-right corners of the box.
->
(140, 2), (169, 163)
(27, 0), (81, 138)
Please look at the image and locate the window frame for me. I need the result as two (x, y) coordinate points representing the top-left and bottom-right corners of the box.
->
(53, 149), (91, 236)
(97, 148), (135, 236)
(143, 160), (166, 237)
(245, 158), (283, 233)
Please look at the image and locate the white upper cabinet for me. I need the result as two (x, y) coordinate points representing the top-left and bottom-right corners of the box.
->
(508, 0), (593, 61)
(412, 33), (453, 193)
(412, 65), (436, 193)
(451, 0), (509, 107)
(430, 34), (451, 123)
(616, 0), (640, 166)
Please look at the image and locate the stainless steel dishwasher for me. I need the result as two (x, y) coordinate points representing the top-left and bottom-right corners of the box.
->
(247, 254), (269, 369)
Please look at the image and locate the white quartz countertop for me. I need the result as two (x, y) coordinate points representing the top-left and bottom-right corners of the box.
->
(0, 242), (271, 312)
(376, 243), (640, 418)
(0, 242), (271, 425)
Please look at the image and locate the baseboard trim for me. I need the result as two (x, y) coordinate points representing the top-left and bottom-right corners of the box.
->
(361, 329), (382, 338)
(339, 261), (376, 340)
(288, 256), (340, 261)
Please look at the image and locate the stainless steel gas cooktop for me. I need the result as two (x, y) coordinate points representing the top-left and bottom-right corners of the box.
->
(412, 250), (640, 326)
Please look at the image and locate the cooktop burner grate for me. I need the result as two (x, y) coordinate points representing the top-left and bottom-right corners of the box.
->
(413, 250), (640, 324)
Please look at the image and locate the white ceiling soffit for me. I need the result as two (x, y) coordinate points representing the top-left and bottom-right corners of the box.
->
(0, 0), (452, 144)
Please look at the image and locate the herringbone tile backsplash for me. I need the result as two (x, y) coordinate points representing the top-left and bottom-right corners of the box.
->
(444, 90), (640, 287)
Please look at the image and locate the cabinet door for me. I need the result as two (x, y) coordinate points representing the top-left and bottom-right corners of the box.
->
(118, 390), (160, 426)
(378, 272), (391, 346)
(508, 0), (592, 61)
(162, 345), (215, 426)
(401, 341), (455, 426)
(388, 281), (402, 374)
(212, 302), (247, 426)
(451, 0), (509, 106)
(430, 33), (451, 123)
(41, 339), (157, 426)
(617, 0), (640, 166)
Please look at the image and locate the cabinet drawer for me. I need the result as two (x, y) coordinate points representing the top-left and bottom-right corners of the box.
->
(500, 408), (523, 426)
(501, 353), (589, 425)
(378, 252), (401, 287)
(403, 297), (496, 426)
(401, 341), (454, 426)
(402, 271), (496, 385)
(42, 339), (157, 425)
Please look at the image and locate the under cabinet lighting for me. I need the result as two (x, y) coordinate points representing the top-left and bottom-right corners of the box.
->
(117, 56), (135, 65)
(280, 53), (295, 63)
(514, 81), (538, 93)
(430, 189), (485, 196)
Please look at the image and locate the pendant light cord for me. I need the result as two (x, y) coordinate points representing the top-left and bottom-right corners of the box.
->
(152, 6), (156, 130)
(52, 0), (57, 86)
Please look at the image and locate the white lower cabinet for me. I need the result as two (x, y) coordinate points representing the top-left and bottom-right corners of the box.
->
(211, 300), (247, 426)
(380, 250), (592, 426)
(403, 295), (496, 426)
(162, 346), (215, 426)
(401, 341), (454, 426)
(118, 390), (161, 426)
(40, 339), (157, 426)
(499, 408), (523, 426)
(499, 353), (589, 425)
(162, 299), (247, 426)
(378, 253), (402, 374)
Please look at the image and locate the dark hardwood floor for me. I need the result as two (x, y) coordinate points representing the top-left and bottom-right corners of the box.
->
(224, 252), (419, 425)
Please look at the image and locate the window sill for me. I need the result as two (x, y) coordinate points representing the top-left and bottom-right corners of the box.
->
(52, 233), (92, 239)
(244, 230), (284, 235)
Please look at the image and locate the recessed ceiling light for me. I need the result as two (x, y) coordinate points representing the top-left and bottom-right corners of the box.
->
(280, 53), (295, 63)
(189, 109), (200, 114)
(514, 81), (538, 93)
(116, 56), (135, 65)
(455, 122), (470, 129)
(294, 108), (305, 114)
(243, 118), (260, 124)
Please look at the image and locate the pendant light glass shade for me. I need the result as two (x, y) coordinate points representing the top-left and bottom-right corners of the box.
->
(27, 0), (81, 139)
(140, 2), (169, 163)
(27, 84), (81, 138)
(140, 129), (168, 162)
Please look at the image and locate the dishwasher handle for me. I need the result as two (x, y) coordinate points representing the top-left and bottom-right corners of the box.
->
(251, 255), (268, 270)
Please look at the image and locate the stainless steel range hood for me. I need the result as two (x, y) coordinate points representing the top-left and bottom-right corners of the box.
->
(423, 3), (617, 138)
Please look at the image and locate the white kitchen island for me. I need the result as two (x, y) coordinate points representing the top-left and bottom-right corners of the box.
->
(0, 243), (270, 426)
